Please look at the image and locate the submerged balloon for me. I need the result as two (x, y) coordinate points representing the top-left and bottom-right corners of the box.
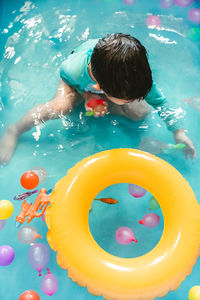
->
(28, 243), (49, 276)
(187, 27), (200, 41)
(129, 184), (147, 198)
(0, 245), (15, 266)
(189, 9), (200, 24)
(148, 196), (160, 210)
(188, 286), (200, 300)
(116, 227), (138, 244)
(139, 213), (160, 228)
(21, 171), (39, 190)
(184, 96), (200, 111)
(41, 268), (58, 296)
(0, 219), (6, 230)
(175, 0), (194, 7)
(160, 0), (175, 8)
(30, 167), (47, 184)
(0, 200), (14, 219)
(146, 15), (161, 27)
(123, 0), (136, 5)
(19, 290), (40, 300)
(139, 137), (164, 155)
(18, 226), (41, 244)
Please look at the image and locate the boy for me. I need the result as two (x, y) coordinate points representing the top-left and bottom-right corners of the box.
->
(0, 33), (196, 163)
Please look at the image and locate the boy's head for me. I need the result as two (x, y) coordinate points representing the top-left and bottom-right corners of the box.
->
(90, 33), (153, 104)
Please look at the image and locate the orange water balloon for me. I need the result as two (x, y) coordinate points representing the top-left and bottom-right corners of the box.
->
(19, 290), (40, 300)
(20, 171), (39, 190)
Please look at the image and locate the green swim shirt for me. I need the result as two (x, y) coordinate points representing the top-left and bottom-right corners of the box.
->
(60, 39), (183, 131)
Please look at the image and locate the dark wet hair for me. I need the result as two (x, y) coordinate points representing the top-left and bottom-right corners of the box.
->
(91, 33), (153, 100)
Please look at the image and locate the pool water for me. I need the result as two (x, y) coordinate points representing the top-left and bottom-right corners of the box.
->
(0, 0), (200, 299)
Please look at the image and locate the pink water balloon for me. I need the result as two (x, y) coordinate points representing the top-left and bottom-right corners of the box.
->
(18, 226), (41, 244)
(139, 213), (160, 228)
(129, 184), (147, 198)
(123, 0), (136, 5)
(41, 268), (58, 296)
(0, 219), (6, 230)
(116, 227), (138, 244)
(42, 212), (45, 223)
(175, 0), (194, 7)
(189, 9), (200, 24)
(146, 15), (161, 27)
(0, 245), (15, 266)
(160, 0), (175, 8)
(28, 243), (49, 276)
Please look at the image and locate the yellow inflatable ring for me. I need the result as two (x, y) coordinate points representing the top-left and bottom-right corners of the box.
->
(46, 149), (200, 300)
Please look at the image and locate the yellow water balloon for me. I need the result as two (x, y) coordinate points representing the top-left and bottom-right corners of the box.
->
(188, 286), (200, 300)
(0, 200), (14, 219)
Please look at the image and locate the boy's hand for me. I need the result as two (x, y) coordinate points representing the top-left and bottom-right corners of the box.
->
(83, 92), (107, 117)
(173, 129), (196, 159)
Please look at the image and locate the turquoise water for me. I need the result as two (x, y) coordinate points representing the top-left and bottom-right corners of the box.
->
(0, 0), (200, 299)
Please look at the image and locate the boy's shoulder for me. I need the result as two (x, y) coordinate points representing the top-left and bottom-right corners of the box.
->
(60, 39), (99, 86)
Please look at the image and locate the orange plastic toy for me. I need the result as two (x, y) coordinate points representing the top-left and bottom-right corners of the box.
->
(20, 171), (39, 190)
(16, 188), (50, 225)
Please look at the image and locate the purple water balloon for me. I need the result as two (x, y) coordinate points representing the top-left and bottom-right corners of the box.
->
(139, 213), (160, 228)
(189, 9), (200, 24)
(0, 219), (6, 231)
(175, 0), (194, 7)
(123, 0), (136, 5)
(129, 184), (147, 198)
(116, 227), (138, 245)
(28, 243), (49, 276)
(0, 245), (15, 266)
(146, 15), (161, 27)
(41, 268), (58, 296)
(161, 0), (175, 8)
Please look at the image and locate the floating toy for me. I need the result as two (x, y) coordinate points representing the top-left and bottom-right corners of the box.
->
(14, 189), (38, 201)
(0, 219), (6, 230)
(85, 98), (107, 116)
(41, 268), (58, 296)
(0, 200), (14, 219)
(46, 149), (200, 300)
(19, 290), (40, 300)
(0, 245), (15, 266)
(139, 213), (160, 228)
(188, 286), (200, 300)
(146, 15), (161, 27)
(94, 197), (118, 204)
(30, 167), (47, 184)
(129, 183), (147, 198)
(160, 0), (175, 8)
(16, 188), (50, 225)
(116, 226), (138, 244)
(139, 136), (185, 155)
(20, 171), (39, 190)
(175, 0), (194, 7)
(187, 27), (200, 41)
(123, 0), (136, 5)
(18, 226), (41, 244)
(189, 8), (200, 24)
(28, 243), (49, 276)
(184, 97), (200, 111)
(148, 196), (160, 210)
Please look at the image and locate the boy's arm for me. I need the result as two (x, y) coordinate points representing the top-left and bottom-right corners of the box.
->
(0, 80), (81, 164)
(145, 83), (196, 159)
